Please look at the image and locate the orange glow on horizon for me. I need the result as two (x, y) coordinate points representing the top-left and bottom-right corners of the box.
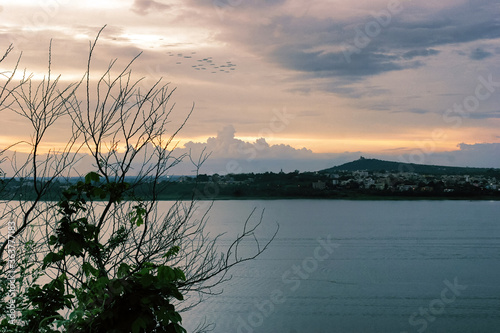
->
(255, 137), (459, 154)
(3, 126), (499, 156)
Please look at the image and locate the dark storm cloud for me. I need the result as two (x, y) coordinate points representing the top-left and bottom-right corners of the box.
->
(407, 108), (431, 115)
(243, 0), (500, 80)
(321, 83), (392, 99)
(469, 48), (493, 60)
(467, 111), (500, 119)
(390, 108), (434, 115)
(402, 49), (440, 60)
(271, 44), (410, 78)
(372, 1), (500, 49)
(177, 2), (496, 80)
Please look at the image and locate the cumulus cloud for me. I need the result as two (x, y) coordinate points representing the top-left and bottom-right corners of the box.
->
(400, 142), (500, 169)
(168, 125), (342, 174)
(179, 125), (313, 160)
(174, 126), (500, 173)
(451, 142), (500, 168)
(2, 137), (499, 177)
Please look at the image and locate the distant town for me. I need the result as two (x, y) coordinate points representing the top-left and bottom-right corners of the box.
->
(144, 157), (500, 200)
(183, 160), (500, 200)
(1, 158), (499, 200)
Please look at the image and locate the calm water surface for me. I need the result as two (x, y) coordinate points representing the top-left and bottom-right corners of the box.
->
(179, 200), (500, 333)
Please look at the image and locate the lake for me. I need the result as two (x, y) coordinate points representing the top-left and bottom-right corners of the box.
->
(180, 200), (500, 333)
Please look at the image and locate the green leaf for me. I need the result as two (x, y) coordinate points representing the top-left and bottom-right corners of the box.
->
(174, 268), (186, 281)
(95, 276), (110, 290)
(138, 264), (154, 275)
(140, 295), (152, 305)
(84, 172), (101, 184)
(48, 235), (58, 245)
(82, 262), (99, 277)
(156, 305), (171, 324)
(163, 245), (180, 259)
(158, 266), (176, 282)
(169, 311), (182, 323)
(139, 273), (155, 287)
(131, 316), (148, 333)
(171, 289), (184, 301)
(117, 263), (130, 278)
(68, 308), (84, 321)
(42, 252), (64, 268)
(173, 323), (187, 333)
(64, 239), (83, 256)
(130, 204), (147, 226)
(108, 279), (126, 296)
(135, 215), (143, 227)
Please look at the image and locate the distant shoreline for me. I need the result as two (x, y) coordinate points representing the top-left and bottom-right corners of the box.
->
(2, 161), (499, 202)
(154, 192), (500, 201)
(2, 193), (499, 202)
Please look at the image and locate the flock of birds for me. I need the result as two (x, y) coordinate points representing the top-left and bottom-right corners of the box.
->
(167, 51), (237, 74)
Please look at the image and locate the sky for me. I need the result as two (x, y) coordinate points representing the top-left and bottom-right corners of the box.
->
(0, 0), (499, 174)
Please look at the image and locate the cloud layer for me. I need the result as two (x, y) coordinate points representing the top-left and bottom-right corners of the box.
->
(0, 0), (498, 168)
(1, 127), (499, 177)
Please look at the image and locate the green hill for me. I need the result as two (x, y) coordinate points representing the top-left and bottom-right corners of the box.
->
(321, 157), (500, 176)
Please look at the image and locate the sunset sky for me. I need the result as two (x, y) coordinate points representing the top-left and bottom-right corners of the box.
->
(0, 0), (499, 173)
